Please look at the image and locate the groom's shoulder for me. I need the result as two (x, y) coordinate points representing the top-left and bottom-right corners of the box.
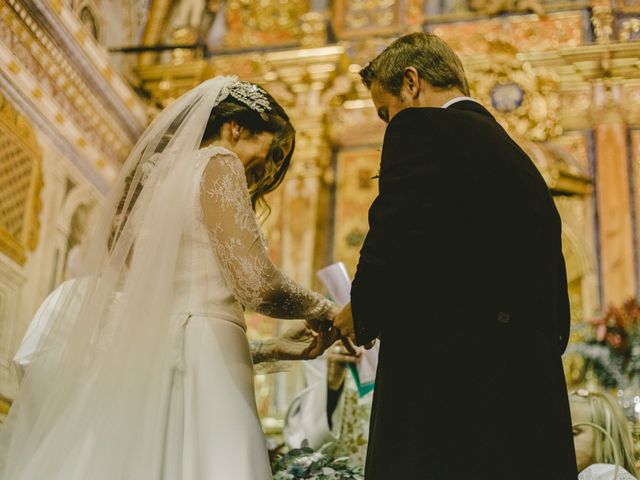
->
(384, 106), (479, 139)
(383, 108), (440, 144)
(386, 107), (437, 130)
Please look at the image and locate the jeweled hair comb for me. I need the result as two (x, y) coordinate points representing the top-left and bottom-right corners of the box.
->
(228, 82), (272, 114)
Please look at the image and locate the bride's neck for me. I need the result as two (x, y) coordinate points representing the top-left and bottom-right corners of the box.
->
(201, 138), (232, 151)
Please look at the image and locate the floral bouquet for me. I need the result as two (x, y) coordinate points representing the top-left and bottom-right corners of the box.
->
(568, 298), (640, 390)
(272, 441), (364, 480)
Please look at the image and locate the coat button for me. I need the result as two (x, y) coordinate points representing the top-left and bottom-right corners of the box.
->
(497, 312), (511, 324)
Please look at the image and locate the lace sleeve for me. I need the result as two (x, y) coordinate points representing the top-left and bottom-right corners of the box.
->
(200, 150), (335, 321)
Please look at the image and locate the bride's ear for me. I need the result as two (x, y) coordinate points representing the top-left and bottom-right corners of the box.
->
(220, 121), (244, 144)
(229, 121), (244, 142)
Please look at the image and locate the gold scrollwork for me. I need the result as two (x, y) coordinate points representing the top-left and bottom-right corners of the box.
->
(0, 92), (43, 265)
(468, 0), (545, 17)
(224, 0), (308, 48)
(620, 18), (640, 42)
(468, 38), (562, 142)
(333, 0), (400, 38)
(592, 5), (616, 44)
(300, 12), (327, 48)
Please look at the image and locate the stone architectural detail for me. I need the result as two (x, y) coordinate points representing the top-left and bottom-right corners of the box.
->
(0, 0), (147, 183)
(0, 0), (146, 406)
(0, 92), (42, 266)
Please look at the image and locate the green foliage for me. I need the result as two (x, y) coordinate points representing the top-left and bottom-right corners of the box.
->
(569, 299), (640, 390)
(272, 441), (364, 480)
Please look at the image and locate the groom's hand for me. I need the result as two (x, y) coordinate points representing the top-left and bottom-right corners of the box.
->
(334, 303), (355, 341)
(333, 303), (376, 351)
(305, 304), (339, 333)
(274, 321), (339, 360)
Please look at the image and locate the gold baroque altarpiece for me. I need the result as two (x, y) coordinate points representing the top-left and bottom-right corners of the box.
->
(0, 92), (42, 265)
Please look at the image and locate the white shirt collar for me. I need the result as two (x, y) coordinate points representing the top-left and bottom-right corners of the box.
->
(440, 96), (482, 109)
(578, 464), (637, 479)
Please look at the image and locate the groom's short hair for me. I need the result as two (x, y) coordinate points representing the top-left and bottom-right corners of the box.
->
(360, 32), (470, 97)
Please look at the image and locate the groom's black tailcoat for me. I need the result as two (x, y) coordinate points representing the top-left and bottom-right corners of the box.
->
(351, 102), (577, 480)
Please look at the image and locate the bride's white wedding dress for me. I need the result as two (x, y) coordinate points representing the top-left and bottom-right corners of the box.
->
(0, 76), (333, 480)
(161, 145), (331, 479)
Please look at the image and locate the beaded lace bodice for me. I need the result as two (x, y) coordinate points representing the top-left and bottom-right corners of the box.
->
(172, 145), (333, 325)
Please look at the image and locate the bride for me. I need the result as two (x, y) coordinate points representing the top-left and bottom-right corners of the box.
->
(0, 76), (338, 480)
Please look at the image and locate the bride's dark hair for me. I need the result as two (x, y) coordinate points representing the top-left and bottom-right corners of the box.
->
(112, 83), (293, 246)
(201, 85), (295, 213)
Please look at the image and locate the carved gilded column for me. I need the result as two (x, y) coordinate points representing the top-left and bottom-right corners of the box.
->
(631, 130), (640, 299)
(139, 0), (173, 65)
(279, 112), (330, 289)
(260, 47), (344, 289)
(251, 47), (343, 415)
(591, 81), (637, 304)
(591, 4), (615, 44)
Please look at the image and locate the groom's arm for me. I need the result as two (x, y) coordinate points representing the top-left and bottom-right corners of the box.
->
(351, 194), (403, 345)
(351, 110), (441, 345)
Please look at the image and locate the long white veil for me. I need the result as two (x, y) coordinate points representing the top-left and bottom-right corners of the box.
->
(0, 75), (241, 479)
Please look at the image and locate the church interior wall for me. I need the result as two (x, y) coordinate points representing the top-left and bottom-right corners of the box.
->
(0, 0), (147, 411)
(0, 113), (99, 402)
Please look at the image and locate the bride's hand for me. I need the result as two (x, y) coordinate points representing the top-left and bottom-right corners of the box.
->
(304, 304), (339, 334)
(273, 321), (340, 361)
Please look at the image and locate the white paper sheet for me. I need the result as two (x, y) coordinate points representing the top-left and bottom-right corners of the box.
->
(316, 262), (379, 388)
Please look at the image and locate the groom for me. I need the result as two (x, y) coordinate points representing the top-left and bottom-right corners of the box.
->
(333, 33), (577, 479)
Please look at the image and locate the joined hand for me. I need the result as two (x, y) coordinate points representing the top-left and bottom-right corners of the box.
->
(332, 302), (376, 350)
(274, 321), (331, 360)
(305, 305), (357, 354)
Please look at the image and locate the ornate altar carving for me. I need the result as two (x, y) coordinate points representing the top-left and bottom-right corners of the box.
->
(139, 0), (221, 65)
(629, 130), (640, 290)
(224, 0), (308, 48)
(619, 17), (640, 42)
(0, 92), (42, 265)
(333, 148), (380, 276)
(300, 11), (328, 48)
(560, 191), (598, 386)
(592, 5), (615, 44)
(431, 12), (585, 55)
(406, 0), (426, 29)
(139, 0), (172, 65)
(1, 0), (144, 177)
(468, 0), (545, 18)
(467, 39), (562, 142)
(332, 0), (401, 39)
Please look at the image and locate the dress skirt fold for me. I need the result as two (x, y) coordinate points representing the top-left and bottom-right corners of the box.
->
(163, 315), (272, 480)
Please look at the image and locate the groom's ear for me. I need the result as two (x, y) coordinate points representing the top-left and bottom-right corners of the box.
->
(402, 67), (421, 100)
